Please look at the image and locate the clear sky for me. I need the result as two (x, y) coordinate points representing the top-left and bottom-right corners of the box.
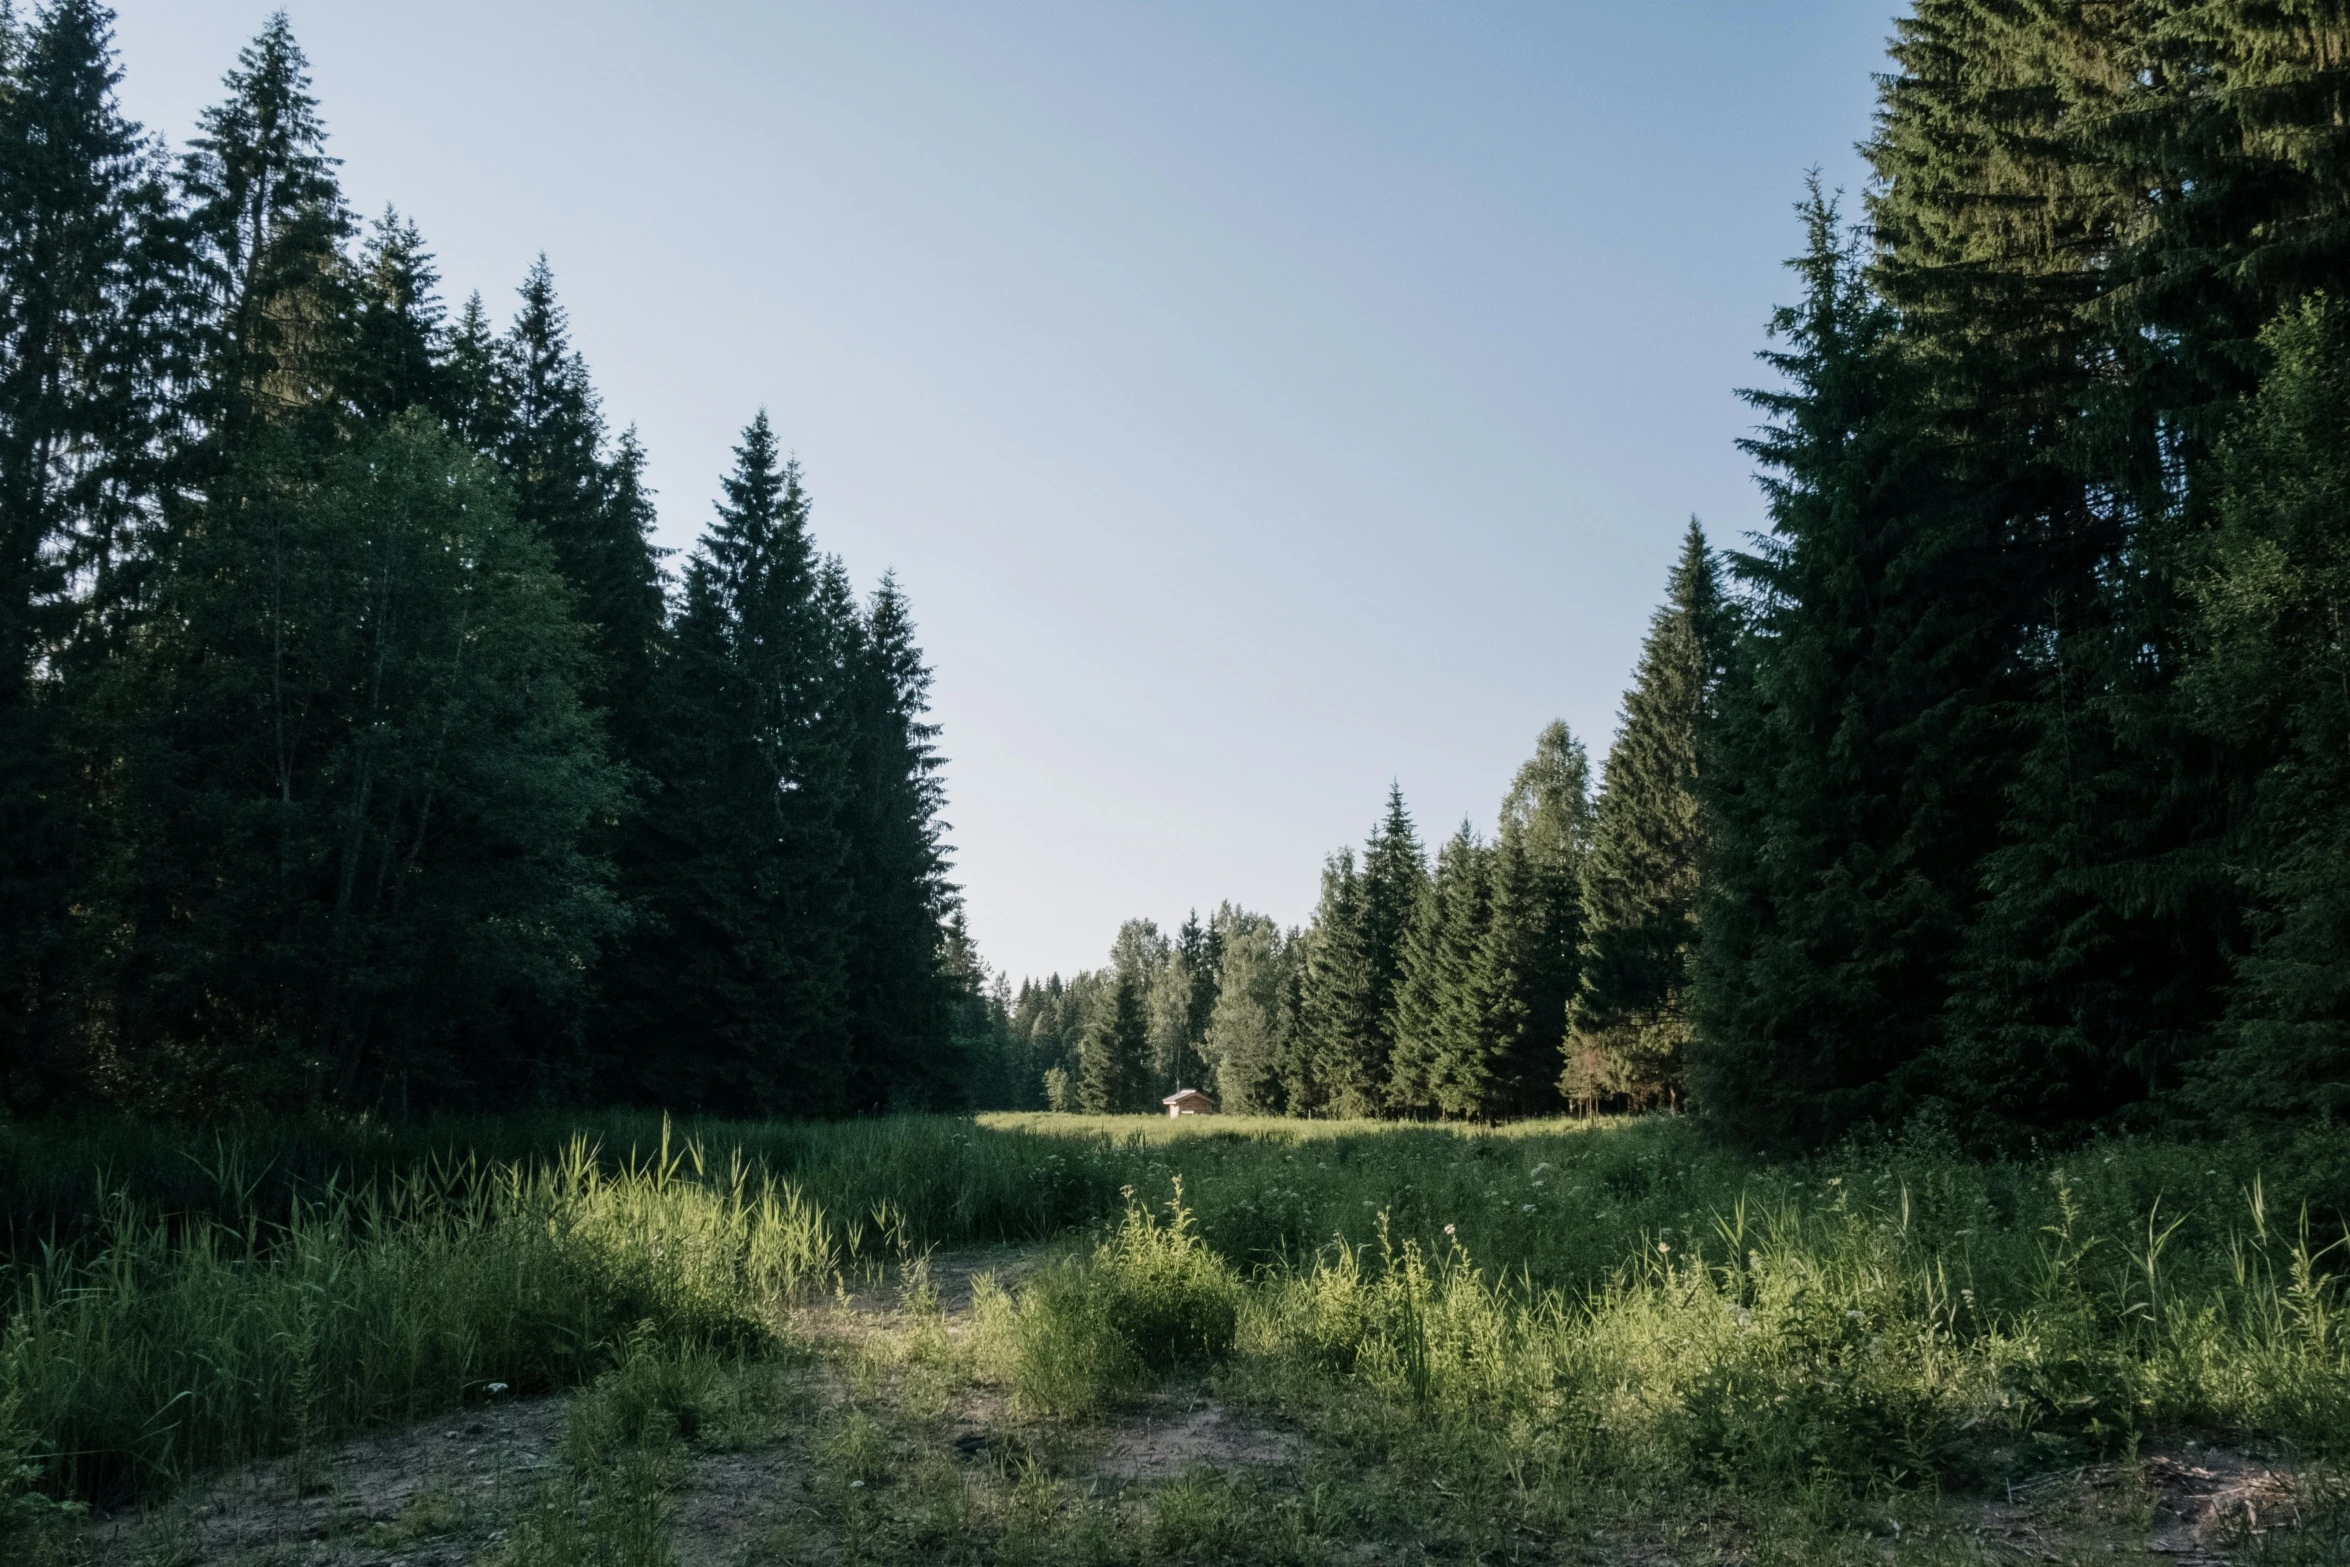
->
(104, 1), (1899, 984)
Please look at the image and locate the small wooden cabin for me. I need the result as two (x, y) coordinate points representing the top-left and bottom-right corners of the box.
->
(1162, 1087), (1217, 1118)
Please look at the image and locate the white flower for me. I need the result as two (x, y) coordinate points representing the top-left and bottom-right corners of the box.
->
(1443, 1224), (1456, 1237)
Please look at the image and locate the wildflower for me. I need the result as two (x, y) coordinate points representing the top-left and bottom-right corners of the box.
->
(1657, 1241), (1670, 1253)
(1444, 1224), (1456, 1237)
(1521, 1203), (1537, 1213)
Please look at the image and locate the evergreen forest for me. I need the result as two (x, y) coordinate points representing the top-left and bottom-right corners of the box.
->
(988, 6), (2350, 1154)
(0, 5), (974, 1121)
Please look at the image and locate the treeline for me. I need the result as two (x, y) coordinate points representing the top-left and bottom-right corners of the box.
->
(0, 6), (970, 1118)
(1008, 3), (2350, 1149)
(976, 526), (1714, 1123)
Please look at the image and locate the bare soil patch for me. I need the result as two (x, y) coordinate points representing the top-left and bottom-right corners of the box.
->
(1966, 1446), (2337, 1564)
(90, 1394), (562, 1567)
(1097, 1398), (1303, 1482)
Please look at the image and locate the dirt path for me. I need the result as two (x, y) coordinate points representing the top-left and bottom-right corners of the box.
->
(76, 1244), (1170, 1567)
(89, 1247), (2340, 1566)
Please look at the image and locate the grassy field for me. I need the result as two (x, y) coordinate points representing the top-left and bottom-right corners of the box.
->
(4, 1111), (2350, 1563)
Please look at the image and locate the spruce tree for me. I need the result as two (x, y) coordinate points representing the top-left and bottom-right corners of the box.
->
(1293, 848), (1372, 1115)
(442, 291), (504, 452)
(837, 572), (960, 1110)
(1477, 722), (1590, 1117)
(605, 414), (854, 1114)
(177, 12), (349, 465)
(1691, 189), (2020, 1152)
(343, 207), (444, 428)
(1329, 785), (1424, 1116)
(1078, 964), (1151, 1114)
(1388, 823), (1493, 1117)
(0, 0), (172, 1106)
(1870, 1), (2246, 1135)
(1568, 524), (1720, 1111)
(494, 257), (662, 722)
(2184, 296), (2350, 1122)
(1173, 908), (1220, 1090)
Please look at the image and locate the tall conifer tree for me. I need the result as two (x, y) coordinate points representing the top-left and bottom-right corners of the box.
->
(1477, 721), (1591, 1117)
(605, 413), (854, 1114)
(1388, 823), (1492, 1117)
(1293, 848), (1372, 1115)
(1692, 190), (2018, 1152)
(0, 0), (172, 1104)
(836, 572), (960, 1111)
(177, 11), (347, 466)
(1568, 524), (1720, 1110)
(1078, 963), (1151, 1114)
(1333, 785), (1424, 1116)
(2185, 297), (2350, 1122)
(493, 258), (662, 723)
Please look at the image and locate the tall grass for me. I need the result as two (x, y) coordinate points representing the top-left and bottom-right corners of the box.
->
(7, 1107), (2350, 1536)
(0, 1127), (840, 1502)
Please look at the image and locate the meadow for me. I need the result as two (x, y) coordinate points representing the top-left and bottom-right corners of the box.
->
(4, 1111), (2350, 1563)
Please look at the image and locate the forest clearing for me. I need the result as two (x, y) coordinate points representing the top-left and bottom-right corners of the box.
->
(5, 1112), (2350, 1564)
(15, 1), (2350, 1562)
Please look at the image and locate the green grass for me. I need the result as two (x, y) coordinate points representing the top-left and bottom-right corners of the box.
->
(6, 1109), (2350, 1560)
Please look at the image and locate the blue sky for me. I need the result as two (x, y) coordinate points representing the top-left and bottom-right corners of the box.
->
(105, 1), (1899, 982)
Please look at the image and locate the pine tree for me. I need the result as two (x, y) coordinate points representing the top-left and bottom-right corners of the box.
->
(1568, 524), (1720, 1111)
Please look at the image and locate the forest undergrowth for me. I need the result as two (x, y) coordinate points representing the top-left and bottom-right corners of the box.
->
(6, 1113), (2350, 1563)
